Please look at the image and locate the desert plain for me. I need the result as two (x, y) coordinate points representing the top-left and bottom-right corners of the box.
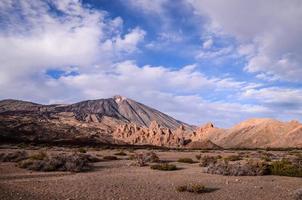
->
(1, 145), (302, 200)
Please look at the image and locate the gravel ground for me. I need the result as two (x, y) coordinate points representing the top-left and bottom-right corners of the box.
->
(0, 148), (301, 200)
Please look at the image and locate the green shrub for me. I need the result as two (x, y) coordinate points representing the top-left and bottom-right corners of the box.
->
(78, 148), (87, 154)
(150, 163), (178, 171)
(269, 159), (302, 177)
(178, 158), (195, 164)
(114, 151), (127, 156)
(103, 156), (118, 160)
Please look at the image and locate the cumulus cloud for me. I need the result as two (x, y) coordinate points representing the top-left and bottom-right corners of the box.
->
(0, 0), (145, 84)
(240, 87), (302, 121)
(187, 0), (302, 82)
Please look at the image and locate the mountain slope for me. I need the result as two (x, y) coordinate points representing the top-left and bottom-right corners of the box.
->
(0, 96), (192, 130)
(196, 118), (302, 148)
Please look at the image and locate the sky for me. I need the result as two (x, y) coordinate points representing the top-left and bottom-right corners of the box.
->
(0, 0), (302, 127)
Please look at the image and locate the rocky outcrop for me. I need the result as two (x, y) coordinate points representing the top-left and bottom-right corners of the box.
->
(113, 121), (187, 147)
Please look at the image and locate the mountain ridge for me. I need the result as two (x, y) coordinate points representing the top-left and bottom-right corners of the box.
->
(0, 97), (301, 148)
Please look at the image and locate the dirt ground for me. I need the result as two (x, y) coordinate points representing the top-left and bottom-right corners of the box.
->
(0, 146), (301, 200)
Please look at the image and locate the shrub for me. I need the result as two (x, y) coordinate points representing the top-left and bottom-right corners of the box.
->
(78, 148), (87, 153)
(0, 151), (28, 162)
(269, 159), (302, 177)
(29, 151), (47, 160)
(203, 160), (270, 176)
(261, 155), (272, 162)
(131, 152), (160, 167)
(199, 155), (221, 167)
(176, 185), (187, 192)
(103, 156), (118, 160)
(176, 184), (208, 193)
(17, 143), (28, 149)
(293, 188), (302, 200)
(18, 153), (92, 172)
(195, 155), (201, 160)
(150, 163), (177, 171)
(223, 155), (242, 162)
(114, 151), (127, 156)
(178, 158), (195, 164)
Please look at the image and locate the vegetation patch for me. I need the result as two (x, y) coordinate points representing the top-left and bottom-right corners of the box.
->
(176, 184), (212, 194)
(18, 153), (94, 172)
(29, 151), (47, 160)
(293, 188), (302, 200)
(78, 148), (87, 153)
(150, 163), (178, 171)
(0, 151), (28, 162)
(223, 155), (242, 162)
(177, 158), (195, 164)
(103, 156), (118, 160)
(199, 155), (222, 167)
(195, 155), (201, 160)
(130, 152), (160, 166)
(203, 160), (270, 176)
(269, 159), (302, 177)
(114, 151), (127, 156)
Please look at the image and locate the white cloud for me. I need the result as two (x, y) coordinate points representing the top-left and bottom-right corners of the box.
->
(202, 38), (213, 49)
(196, 46), (233, 60)
(187, 0), (302, 82)
(126, 0), (168, 14)
(0, 0), (145, 85)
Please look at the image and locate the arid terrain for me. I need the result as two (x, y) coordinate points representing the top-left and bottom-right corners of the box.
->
(0, 145), (302, 200)
(1, 96), (302, 200)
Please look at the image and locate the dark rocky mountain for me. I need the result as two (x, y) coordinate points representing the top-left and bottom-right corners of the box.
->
(0, 96), (198, 147)
(0, 96), (192, 130)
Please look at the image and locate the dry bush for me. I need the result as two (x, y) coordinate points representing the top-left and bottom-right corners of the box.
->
(78, 148), (87, 153)
(293, 188), (302, 200)
(223, 154), (242, 162)
(0, 151), (28, 162)
(195, 155), (201, 160)
(18, 153), (96, 172)
(178, 158), (195, 164)
(131, 152), (160, 167)
(269, 159), (302, 177)
(199, 155), (221, 167)
(176, 184), (208, 193)
(150, 163), (177, 171)
(30, 151), (47, 160)
(103, 156), (118, 160)
(203, 159), (270, 176)
(114, 151), (127, 156)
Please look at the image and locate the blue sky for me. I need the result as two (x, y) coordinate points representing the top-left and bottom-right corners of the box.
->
(1, 0), (302, 127)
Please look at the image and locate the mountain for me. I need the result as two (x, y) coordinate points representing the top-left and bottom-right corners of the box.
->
(1, 97), (301, 148)
(0, 96), (195, 147)
(196, 118), (302, 148)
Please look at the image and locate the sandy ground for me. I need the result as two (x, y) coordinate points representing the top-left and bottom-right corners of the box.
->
(0, 147), (301, 200)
